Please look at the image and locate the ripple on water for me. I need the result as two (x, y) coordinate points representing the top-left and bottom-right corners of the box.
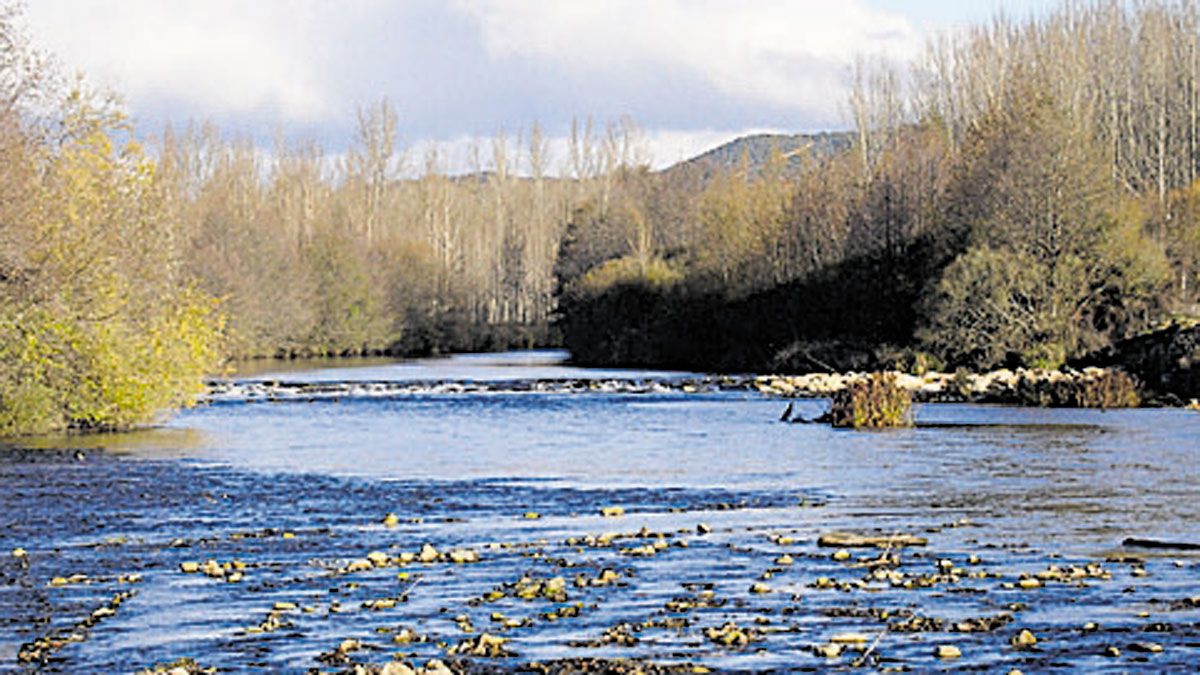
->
(2, 366), (1199, 671)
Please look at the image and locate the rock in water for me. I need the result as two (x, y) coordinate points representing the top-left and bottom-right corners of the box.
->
(1011, 629), (1038, 648)
(935, 645), (962, 659)
(380, 662), (416, 675)
(423, 659), (454, 675)
(1129, 642), (1163, 653)
(418, 543), (440, 563)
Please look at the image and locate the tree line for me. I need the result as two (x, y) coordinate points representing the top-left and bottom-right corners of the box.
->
(155, 112), (648, 359)
(4, 0), (1200, 435)
(559, 0), (1200, 374)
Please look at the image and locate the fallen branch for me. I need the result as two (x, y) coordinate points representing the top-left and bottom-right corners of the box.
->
(1122, 537), (1200, 551)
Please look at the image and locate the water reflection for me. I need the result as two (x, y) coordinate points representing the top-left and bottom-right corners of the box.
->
(6, 427), (208, 456)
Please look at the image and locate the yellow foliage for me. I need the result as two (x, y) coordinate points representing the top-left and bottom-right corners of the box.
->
(576, 256), (682, 297)
(0, 89), (224, 437)
(694, 160), (791, 291)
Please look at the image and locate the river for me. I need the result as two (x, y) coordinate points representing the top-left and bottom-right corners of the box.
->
(2, 351), (1198, 672)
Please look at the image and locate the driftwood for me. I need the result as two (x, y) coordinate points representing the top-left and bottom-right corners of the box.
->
(818, 531), (929, 548)
(1122, 537), (1200, 551)
(779, 403), (831, 424)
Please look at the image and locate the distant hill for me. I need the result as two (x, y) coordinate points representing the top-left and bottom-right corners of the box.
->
(661, 132), (853, 184)
(441, 132), (854, 185)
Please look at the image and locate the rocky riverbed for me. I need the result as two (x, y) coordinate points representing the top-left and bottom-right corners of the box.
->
(3, 447), (1199, 673)
(4, 355), (1198, 672)
(205, 365), (1195, 407)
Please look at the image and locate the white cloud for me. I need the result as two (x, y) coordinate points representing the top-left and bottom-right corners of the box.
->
(20, 0), (922, 166)
(453, 0), (920, 123)
(24, 0), (346, 123)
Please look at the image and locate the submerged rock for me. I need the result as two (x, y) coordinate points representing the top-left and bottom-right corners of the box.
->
(137, 657), (215, 674)
(818, 531), (928, 548)
(813, 643), (843, 659)
(1129, 641), (1164, 654)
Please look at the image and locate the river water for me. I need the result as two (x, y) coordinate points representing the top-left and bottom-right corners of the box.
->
(1, 351), (1198, 672)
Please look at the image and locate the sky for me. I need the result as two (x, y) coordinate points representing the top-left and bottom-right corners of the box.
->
(22, 0), (1061, 171)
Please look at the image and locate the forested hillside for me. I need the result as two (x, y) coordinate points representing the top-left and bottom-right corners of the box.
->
(660, 132), (852, 183)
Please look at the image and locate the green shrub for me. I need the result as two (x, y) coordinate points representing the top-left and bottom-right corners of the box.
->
(918, 246), (1046, 370)
(829, 372), (914, 429)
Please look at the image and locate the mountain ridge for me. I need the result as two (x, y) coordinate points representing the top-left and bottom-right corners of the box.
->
(660, 131), (854, 182)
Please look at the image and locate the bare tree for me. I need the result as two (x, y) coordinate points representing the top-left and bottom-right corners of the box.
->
(346, 98), (401, 243)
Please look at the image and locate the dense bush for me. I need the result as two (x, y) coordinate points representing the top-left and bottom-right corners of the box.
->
(828, 373), (913, 429)
(0, 292), (223, 435)
(0, 37), (225, 435)
(917, 247), (1046, 370)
